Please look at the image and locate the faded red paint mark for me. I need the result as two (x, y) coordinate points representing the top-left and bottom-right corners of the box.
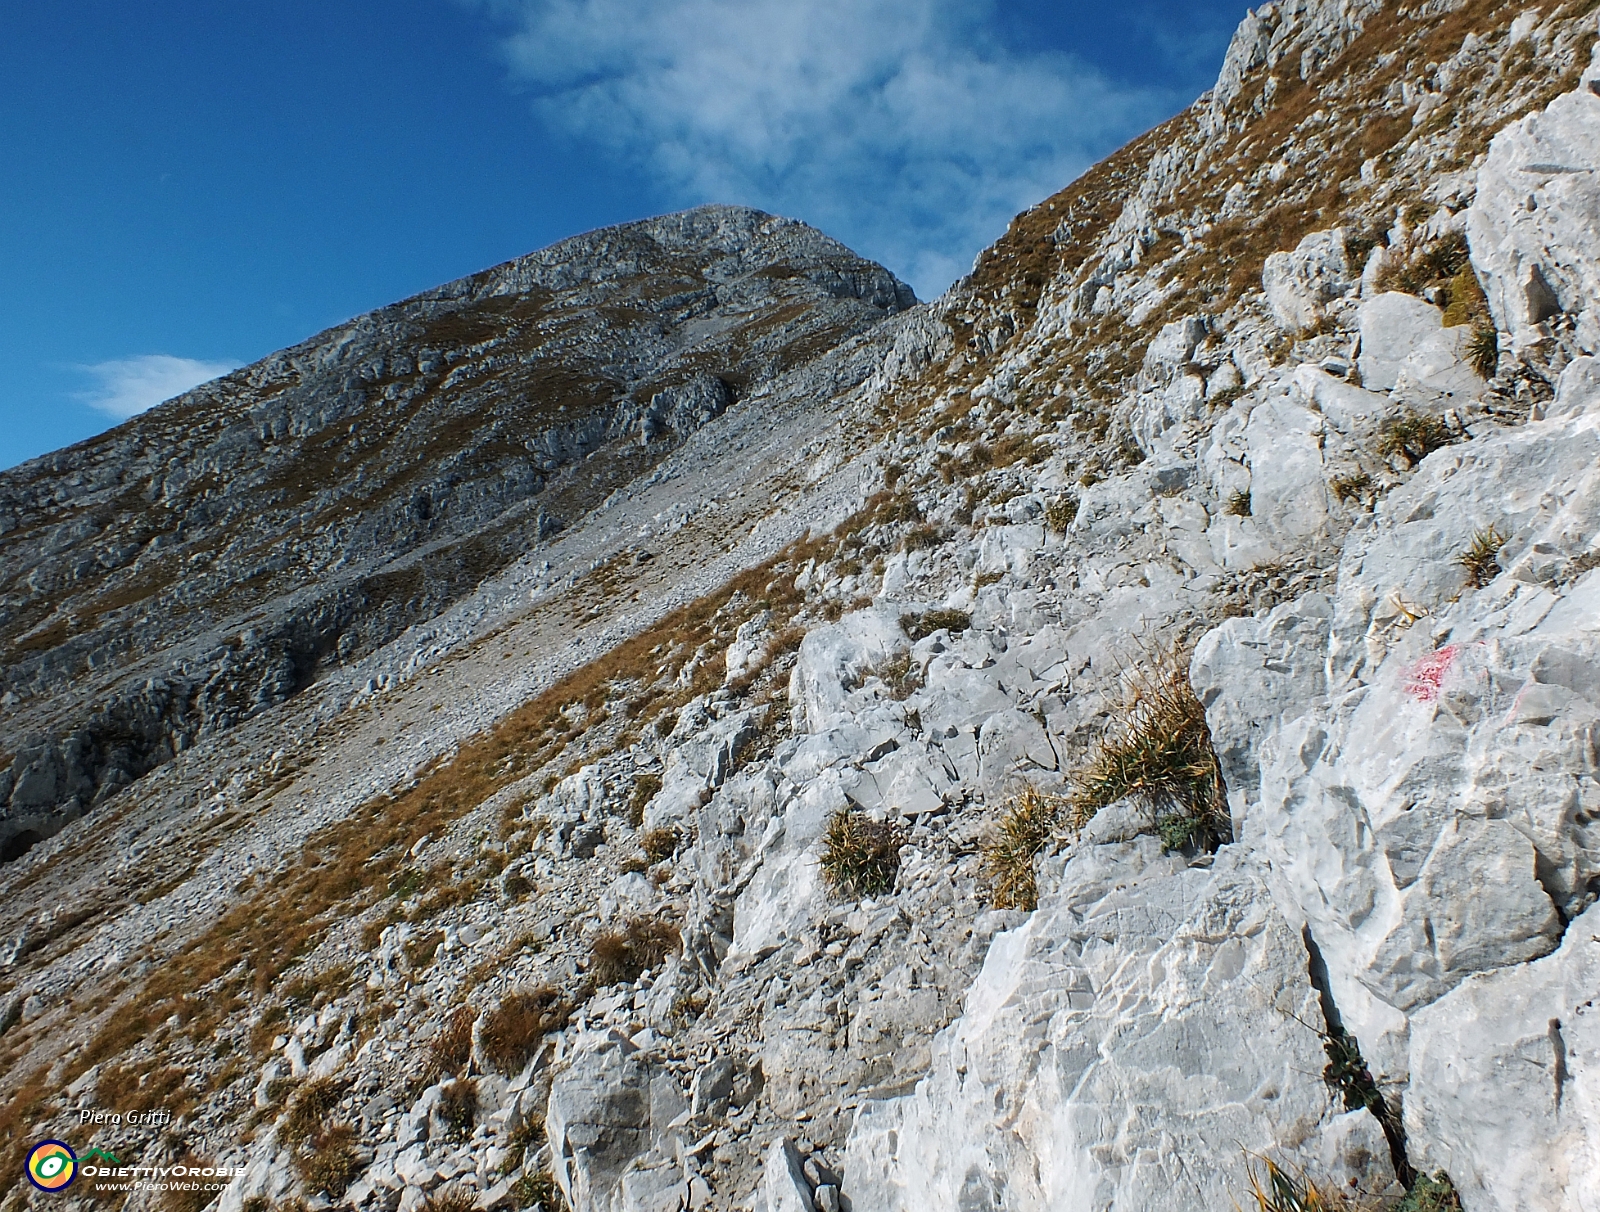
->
(1404, 645), (1459, 702)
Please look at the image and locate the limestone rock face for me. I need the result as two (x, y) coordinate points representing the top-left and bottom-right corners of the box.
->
(1407, 900), (1600, 1211)
(548, 1035), (686, 1212)
(1191, 593), (1332, 828)
(844, 839), (1398, 1211)
(1204, 370), (1600, 1209)
(1468, 36), (1600, 355)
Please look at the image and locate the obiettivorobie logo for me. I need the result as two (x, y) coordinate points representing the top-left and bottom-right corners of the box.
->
(26, 1139), (239, 1195)
(26, 1141), (76, 1192)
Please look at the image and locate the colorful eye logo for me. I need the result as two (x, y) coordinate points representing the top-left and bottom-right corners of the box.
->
(27, 1140), (77, 1192)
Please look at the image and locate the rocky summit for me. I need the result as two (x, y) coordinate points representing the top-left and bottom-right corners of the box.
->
(3, 2), (1599, 1211)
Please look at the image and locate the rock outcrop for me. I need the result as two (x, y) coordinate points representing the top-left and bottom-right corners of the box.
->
(1468, 35), (1600, 355)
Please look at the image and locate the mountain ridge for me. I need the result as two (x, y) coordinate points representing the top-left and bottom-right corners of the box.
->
(0, 205), (914, 862)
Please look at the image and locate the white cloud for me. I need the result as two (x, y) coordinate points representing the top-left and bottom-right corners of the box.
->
(77, 354), (241, 419)
(479, 0), (1176, 298)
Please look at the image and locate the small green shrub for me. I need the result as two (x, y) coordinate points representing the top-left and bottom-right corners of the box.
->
(430, 1005), (475, 1077)
(819, 809), (904, 899)
(640, 826), (680, 863)
(388, 867), (426, 899)
(1457, 526), (1507, 589)
(1043, 495), (1078, 533)
(1071, 650), (1228, 851)
(1440, 265), (1486, 327)
(1394, 1172), (1462, 1212)
(899, 609), (971, 641)
(1376, 410), (1454, 466)
(1225, 489), (1252, 517)
(481, 986), (569, 1076)
(1321, 1022), (1406, 1165)
(589, 917), (680, 985)
(512, 1172), (568, 1212)
(501, 1114), (547, 1175)
(438, 1078), (477, 1137)
(982, 788), (1069, 911)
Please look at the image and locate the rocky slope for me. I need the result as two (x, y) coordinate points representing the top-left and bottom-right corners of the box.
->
(0, 207), (913, 862)
(4, 2), (1600, 1212)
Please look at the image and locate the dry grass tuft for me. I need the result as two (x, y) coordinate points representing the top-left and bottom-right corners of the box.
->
(512, 1171), (569, 1212)
(430, 1005), (475, 1078)
(902, 523), (953, 553)
(626, 773), (663, 827)
(1329, 471), (1374, 505)
(480, 986), (569, 1075)
(1071, 649), (1228, 852)
(161, 1154), (219, 1212)
(589, 917), (681, 986)
(1457, 526), (1507, 589)
(437, 1079), (478, 1137)
(1043, 495), (1078, 533)
(280, 1077), (344, 1149)
(870, 651), (923, 700)
(982, 787), (1070, 911)
(296, 1124), (361, 1199)
(899, 609), (971, 641)
(1240, 1156), (1342, 1211)
(1467, 323), (1499, 379)
(1376, 411), (1455, 467)
(421, 1187), (481, 1212)
(640, 826), (681, 863)
(819, 809), (905, 899)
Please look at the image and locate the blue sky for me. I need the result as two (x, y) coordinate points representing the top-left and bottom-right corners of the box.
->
(0, 0), (1247, 470)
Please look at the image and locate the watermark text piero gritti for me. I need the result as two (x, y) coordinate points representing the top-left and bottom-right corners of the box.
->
(79, 1107), (174, 1127)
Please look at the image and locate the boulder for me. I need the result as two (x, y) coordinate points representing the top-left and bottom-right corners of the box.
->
(1467, 38), (1600, 354)
(757, 1140), (815, 1212)
(1355, 292), (1482, 397)
(1245, 394), (1333, 546)
(1262, 229), (1353, 330)
(547, 1036), (683, 1212)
